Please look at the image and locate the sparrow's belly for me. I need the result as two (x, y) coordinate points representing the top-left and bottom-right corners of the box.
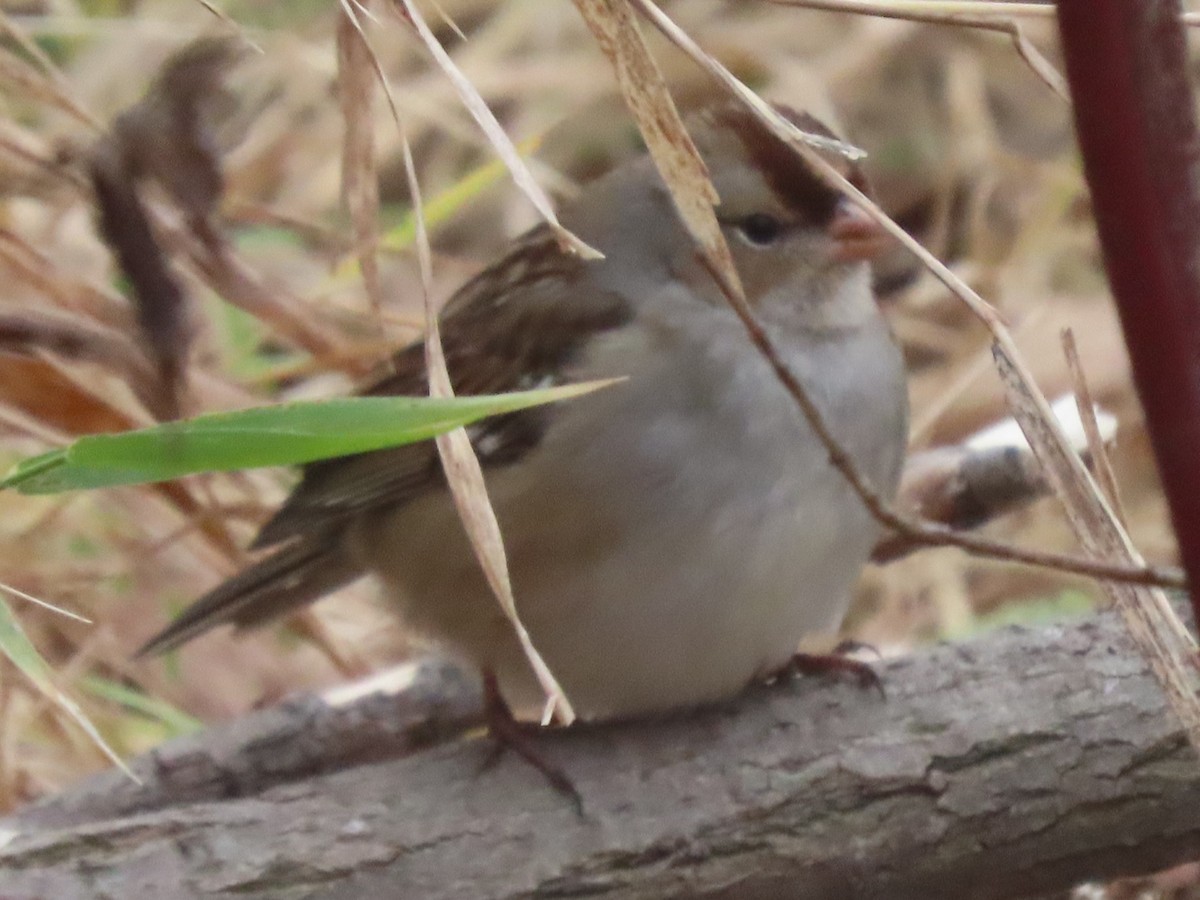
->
(357, 312), (907, 719)
(495, 456), (882, 718)
(365, 454), (875, 718)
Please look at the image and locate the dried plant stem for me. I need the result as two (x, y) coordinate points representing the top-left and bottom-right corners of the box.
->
(1061, 328), (1126, 526)
(0, 582), (90, 624)
(189, 0), (263, 51)
(707, 264), (1184, 588)
(993, 344), (1200, 749)
(393, 0), (600, 260)
(617, 0), (1185, 592)
(166, 222), (349, 364)
(335, 4), (386, 326)
(393, 90), (575, 725)
(380, 0), (576, 723)
(767, 0), (1200, 26)
(0, 11), (101, 130)
(763, 0), (1067, 99)
(575, 0), (738, 295)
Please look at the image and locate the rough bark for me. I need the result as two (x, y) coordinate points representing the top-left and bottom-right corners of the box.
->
(9, 658), (484, 831)
(1, 611), (1198, 899)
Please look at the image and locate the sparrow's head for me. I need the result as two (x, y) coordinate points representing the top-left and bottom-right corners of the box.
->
(561, 100), (888, 329)
(686, 102), (887, 327)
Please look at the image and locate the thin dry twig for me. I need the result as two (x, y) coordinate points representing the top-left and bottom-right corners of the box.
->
(0, 582), (91, 625)
(1061, 328), (1126, 527)
(392, 0), (601, 261)
(613, 0), (1185, 592)
(188, 0), (263, 52)
(0, 128), (88, 193)
(328, 0), (575, 720)
(876, 395), (1118, 562)
(0, 228), (128, 323)
(165, 219), (349, 363)
(395, 95), (575, 725)
(0, 11), (102, 130)
(626, 0), (866, 161)
(336, 3), (386, 325)
(763, 0), (1068, 99)
(993, 343), (1200, 750)
(0, 308), (160, 405)
(329, 0), (584, 721)
(574, 0), (741, 302)
(223, 200), (351, 254)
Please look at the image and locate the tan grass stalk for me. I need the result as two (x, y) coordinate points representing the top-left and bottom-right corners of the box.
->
(0, 11), (100, 130)
(1061, 327), (1126, 527)
(393, 0), (600, 260)
(399, 116), (576, 726)
(765, 0), (1067, 99)
(336, 4), (387, 328)
(575, 0), (743, 303)
(0, 583), (91, 625)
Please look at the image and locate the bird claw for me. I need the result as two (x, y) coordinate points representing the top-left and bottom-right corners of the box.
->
(478, 671), (583, 814)
(781, 649), (886, 699)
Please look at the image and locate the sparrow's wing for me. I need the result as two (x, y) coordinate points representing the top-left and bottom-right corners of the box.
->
(138, 228), (629, 656)
(252, 227), (630, 548)
(135, 530), (359, 656)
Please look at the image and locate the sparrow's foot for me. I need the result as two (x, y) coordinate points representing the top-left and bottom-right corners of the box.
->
(478, 671), (582, 813)
(784, 648), (886, 698)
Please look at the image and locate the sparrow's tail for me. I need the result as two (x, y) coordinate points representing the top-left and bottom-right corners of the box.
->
(135, 535), (363, 658)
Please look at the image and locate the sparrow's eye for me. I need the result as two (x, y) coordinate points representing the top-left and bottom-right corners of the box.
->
(736, 213), (785, 247)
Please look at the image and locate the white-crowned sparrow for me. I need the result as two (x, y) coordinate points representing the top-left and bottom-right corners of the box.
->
(139, 102), (909, 721)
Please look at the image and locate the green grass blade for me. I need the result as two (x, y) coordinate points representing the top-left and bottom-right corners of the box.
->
(0, 595), (137, 780)
(81, 675), (202, 737)
(1, 449), (68, 492)
(1, 380), (619, 494)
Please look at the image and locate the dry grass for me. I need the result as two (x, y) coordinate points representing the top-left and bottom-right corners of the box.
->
(0, 0), (1191, 838)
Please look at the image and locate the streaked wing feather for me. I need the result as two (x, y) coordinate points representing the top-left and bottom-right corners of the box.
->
(135, 535), (362, 656)
(140, 227), (630, 656)
(251, 225), (630, 550)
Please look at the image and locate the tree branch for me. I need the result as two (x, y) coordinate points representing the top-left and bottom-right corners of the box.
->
(3, 612), (1198, 899)
(9, 658), (483, 830)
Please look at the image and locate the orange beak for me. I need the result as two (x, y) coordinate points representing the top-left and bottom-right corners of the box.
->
(829, 198), (891, 263)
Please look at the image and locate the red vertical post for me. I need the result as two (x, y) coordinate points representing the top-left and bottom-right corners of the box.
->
(1057, 0), (1200, 620)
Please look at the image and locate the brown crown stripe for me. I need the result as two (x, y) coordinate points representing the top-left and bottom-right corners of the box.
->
(710, 103), (868, 225)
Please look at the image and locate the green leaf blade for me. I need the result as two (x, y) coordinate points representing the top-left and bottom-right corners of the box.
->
(2, 381), (619, 494)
